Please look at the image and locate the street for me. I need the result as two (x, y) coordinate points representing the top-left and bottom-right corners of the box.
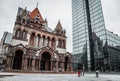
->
(0, 72), (120, 81)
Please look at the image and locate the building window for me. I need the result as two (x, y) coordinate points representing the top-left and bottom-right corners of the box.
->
(27, 58), (32, 67)
(42, 36), (45, 47)
(22, 31), (26, 39)
(58, 39), (62, 47)
(30, 59), (32, 67)
(47, 37), (50, 46)
(27, 58), (30, 67)
(56, 29), (61, 35)
(35, 59), (39, 67)
(52, 38), (55, 48)
(22, 19), (26, 24)
(30, 33), (35, 46)
(15, 29), (21, 38)
(62, 40), (65, 48)
(36, 35), (40, 47)
(5, 47), (9, 53)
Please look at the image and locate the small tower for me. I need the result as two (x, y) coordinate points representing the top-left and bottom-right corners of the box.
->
(54, 20), (64, 36)
(13, 7), (29, 40)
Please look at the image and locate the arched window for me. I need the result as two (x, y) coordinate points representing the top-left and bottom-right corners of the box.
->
(52, 38), (55, 48)
(15, 29), (21, 38)
(62, 40), (66, 48)
(64, 57), (70, 71)
(36, 35), (40, 47)
(30, 33), (35, 46)
(47, 37), (50, 46)
(22, 19), (26, 24)
(42, 36), (45, 47)
(56, 29), (61, 35)
(61, 31), (63, 35)
(58, 39), (61, 47)
(22, 31), (26, 39)
(27, 19), (30, 25)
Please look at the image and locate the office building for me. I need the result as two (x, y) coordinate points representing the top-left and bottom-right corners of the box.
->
(72, 0), (120, 71)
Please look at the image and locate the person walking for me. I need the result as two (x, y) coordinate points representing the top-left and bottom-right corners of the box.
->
(82, 64), (85, 76)
(78, 70), (80, 77)
(96, 70), (99, 77)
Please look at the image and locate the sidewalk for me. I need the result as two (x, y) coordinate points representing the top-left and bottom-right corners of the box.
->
(0, 72), (120, 81)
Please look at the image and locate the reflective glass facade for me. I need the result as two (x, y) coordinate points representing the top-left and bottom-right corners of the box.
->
(72, 0), (107, 70)
(72, 0), (120, 71)
(106, 30), (120, 46)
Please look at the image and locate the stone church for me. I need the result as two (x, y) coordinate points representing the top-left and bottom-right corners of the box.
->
(1, 7), (73, 72)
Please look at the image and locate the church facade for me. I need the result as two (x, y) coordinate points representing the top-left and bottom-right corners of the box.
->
(1, 7), (73, 72)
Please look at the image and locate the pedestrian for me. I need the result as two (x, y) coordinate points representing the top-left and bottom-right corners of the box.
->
(82, 64), (85, 76)
(78, 70), (80, 77)
(96, 70), (99, 77)
(82, 69), (85, 76)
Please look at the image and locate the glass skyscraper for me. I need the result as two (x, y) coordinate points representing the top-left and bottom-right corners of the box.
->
(72, 0), (120, 71)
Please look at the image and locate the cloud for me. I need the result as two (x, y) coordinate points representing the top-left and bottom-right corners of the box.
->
(101, 0), (120, 36)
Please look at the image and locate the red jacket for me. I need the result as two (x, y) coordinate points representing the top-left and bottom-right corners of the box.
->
(78, 70), (80, 74)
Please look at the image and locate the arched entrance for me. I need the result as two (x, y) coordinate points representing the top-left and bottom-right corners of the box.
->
(64, 57), (69, 71)
(41, 52), (51, 71)
(13, 50), (23, 70)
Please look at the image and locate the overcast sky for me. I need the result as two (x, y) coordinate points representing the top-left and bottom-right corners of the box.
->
(0, 0), (120, 52)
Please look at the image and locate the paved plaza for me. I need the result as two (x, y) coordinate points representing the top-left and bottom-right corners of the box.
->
(0, 72), (120, 81)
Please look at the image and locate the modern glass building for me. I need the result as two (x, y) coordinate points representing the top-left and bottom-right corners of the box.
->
(72, 0), (120, 71)
(106, 30), (120, 46)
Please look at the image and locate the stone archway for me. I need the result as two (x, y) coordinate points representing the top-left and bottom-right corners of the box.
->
(64, 56), (69, 71)
(13, 50), (23, 70)
(40, 52), (51, 71)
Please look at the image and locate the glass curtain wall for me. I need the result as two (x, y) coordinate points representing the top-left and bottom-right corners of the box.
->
(72, 0), (107, 70)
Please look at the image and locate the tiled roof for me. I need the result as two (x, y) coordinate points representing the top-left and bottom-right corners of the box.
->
(29, 8), (44, 22)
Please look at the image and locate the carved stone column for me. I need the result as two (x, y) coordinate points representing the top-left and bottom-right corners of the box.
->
(32, 57), (36, 71)
(39, 37), (41, 47)
(51, 60), (53, 71)
(22, 56), (25, 70)
(61, 61), (64, 72)
(11, 56), (14, 70)
(6, 56), (10, 70)
(70, 62), (73, 71)
(39, 37), (42, 48)
(39, 59), (41, 70)
(56, 61), (59, 72)
(24, 58), (28, 70)
(34, 35), (37, 47)
(49, 39), (52, 47)
(45, 38), (47, 46)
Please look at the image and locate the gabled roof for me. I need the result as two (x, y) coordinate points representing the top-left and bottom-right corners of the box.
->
(55, 20), (63, 31)
(29, 8), (44, 22)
